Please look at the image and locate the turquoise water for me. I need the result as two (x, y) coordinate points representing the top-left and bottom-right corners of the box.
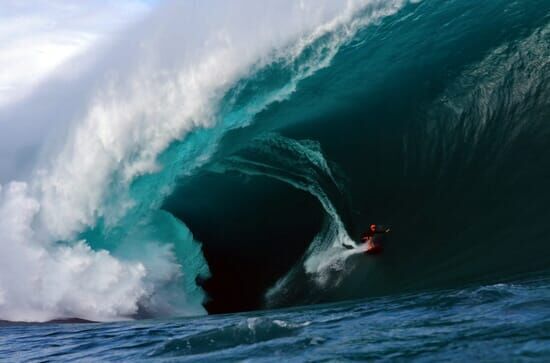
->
(2, 275), (549, 361)
(0, 0), (549, 360)
(165, 0), (550, 313)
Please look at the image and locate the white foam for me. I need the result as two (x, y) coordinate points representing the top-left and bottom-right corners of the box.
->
(0, 0), (408, 321)
(0, 182), (146, 321)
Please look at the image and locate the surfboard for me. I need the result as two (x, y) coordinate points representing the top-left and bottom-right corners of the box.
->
(365, 244), (383, 255)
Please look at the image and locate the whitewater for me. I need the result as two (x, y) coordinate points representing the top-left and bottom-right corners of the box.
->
(1, 0), (550, 360)
(0, 0), (411, 322)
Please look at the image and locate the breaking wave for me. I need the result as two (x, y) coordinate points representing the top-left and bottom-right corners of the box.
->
(0, 0), (549, 321)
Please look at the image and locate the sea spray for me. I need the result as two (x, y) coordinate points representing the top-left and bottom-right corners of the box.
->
(0, 0), (408, 321)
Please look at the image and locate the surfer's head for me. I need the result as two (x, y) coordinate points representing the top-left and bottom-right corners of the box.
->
(370, 224), (376, 231)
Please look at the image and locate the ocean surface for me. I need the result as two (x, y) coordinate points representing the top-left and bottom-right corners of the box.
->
(2, 275), (549, 361)
(0, 0), (549, 361)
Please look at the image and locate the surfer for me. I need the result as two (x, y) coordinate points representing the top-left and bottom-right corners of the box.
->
(361, 224), (390, 253)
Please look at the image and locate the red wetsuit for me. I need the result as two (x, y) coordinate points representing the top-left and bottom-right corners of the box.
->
(361, 226), (389, 254)
(361, 227), (389, 242)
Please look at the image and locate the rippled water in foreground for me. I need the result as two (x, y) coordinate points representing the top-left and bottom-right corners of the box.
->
(2, 274), (548, 362)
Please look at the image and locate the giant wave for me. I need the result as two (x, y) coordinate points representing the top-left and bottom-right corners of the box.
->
(0, 0), (549, 321)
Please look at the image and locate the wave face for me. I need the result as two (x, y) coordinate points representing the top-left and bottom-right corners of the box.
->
(0, 0), (549, 321)
(0, 0), (405, 322)
(166, 0), (550, 312)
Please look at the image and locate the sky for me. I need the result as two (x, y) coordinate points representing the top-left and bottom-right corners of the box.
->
(0, 0), (155, 109)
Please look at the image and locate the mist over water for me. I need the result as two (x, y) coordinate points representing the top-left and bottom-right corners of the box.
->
(0, 0), (407, 322)
(0, 0), (549, 324)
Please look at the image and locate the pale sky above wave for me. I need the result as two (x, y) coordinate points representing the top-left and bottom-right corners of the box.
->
(0, 0), (155, 108)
